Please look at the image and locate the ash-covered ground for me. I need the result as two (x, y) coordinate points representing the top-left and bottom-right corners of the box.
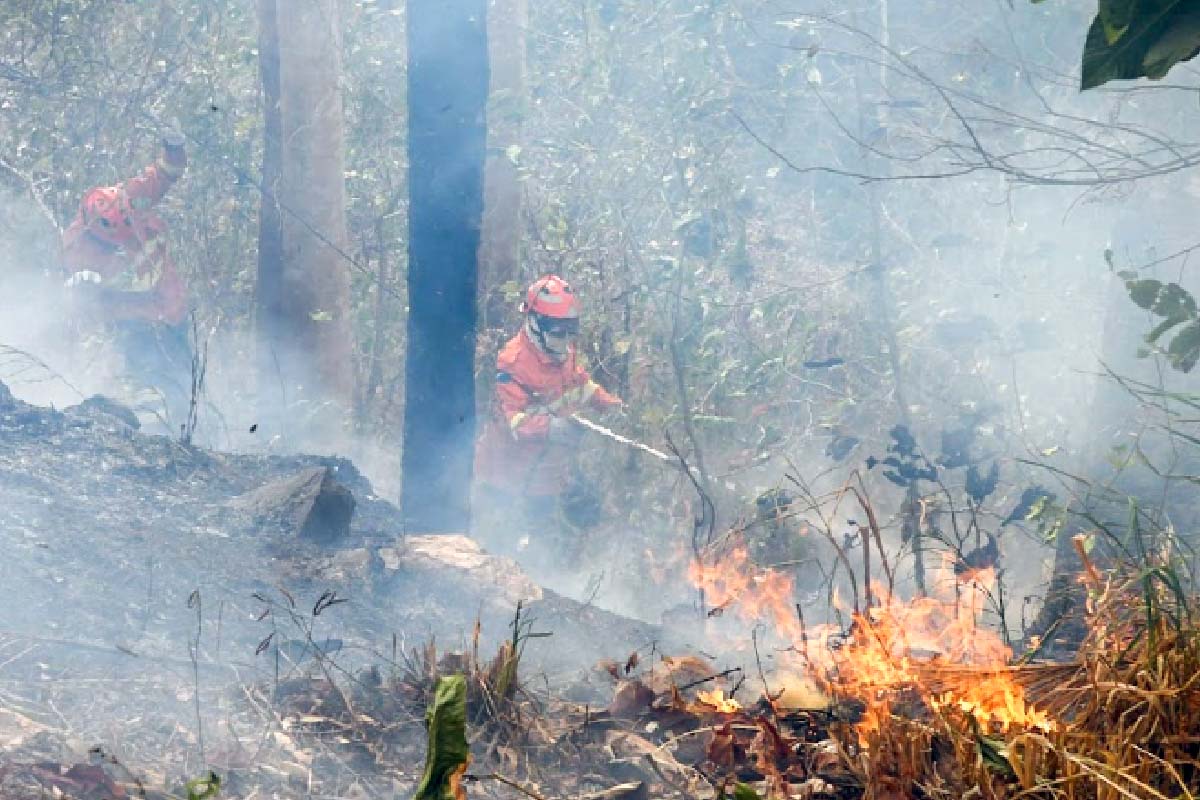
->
(0, 379), (663, 796)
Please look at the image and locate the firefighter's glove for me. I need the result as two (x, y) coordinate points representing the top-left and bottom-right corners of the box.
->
(65, 270), (103, 289)
(547, 415), (583, 446)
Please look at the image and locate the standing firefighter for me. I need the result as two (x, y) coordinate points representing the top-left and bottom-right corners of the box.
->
(474, 275), (623, 561)
(62, 127), (191, 429)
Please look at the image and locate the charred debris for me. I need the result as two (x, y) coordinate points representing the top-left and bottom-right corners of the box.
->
(0, 383), (1196, 799)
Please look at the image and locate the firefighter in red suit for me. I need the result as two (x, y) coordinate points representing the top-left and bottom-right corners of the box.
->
(62, 128), (191, 428)
(474, 275), (623, 559)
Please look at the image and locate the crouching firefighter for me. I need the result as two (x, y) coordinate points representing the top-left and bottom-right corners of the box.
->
(474, 275), (623, 563)
(62, 126), (193, 432)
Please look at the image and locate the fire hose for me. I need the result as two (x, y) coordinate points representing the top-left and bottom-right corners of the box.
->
(569, 414), (700, 478)
(569, 415), (715, 535)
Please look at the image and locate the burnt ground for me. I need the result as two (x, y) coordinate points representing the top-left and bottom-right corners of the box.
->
(0, 379), (668, 797)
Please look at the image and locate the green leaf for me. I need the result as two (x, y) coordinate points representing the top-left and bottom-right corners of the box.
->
(1150, 282), (1197, 319)
(1026, 495), (1049, 521)
(186, 772), (221, 800)
(1126, 278), (1164, 310)
(1042, 515), (1065, 545)
(976, 733), (1017, 779)
(1143, 11), (1200, 77)
(1098, 0), (1137, 44)
(1167, 321), (1200, 372)
(1147, 316), (1185, 344)
(415, 675), (470, 800)
(1082, 2), (1200, 89)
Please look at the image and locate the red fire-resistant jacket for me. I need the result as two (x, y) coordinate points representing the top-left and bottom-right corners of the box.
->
(62, 153), (188, 325)
(475, 329), (622, 497)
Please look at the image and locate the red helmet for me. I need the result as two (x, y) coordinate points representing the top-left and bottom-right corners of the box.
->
(81, 185), (137, 245)
(521, 275), (580, 320)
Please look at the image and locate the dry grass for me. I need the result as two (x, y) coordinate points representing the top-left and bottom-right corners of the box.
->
(828, 537), (1200, 800)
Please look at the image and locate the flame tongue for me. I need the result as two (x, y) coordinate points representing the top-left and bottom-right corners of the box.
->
(687, 546), (1052, 737)
(696, 688), (742, 714)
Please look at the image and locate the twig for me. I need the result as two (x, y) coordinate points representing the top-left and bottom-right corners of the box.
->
(795, 603), (811, 667)
(186, 589), (207, 767)
(466, 771), (548, 800)
(675, 666), (744, 692)
(752, 628), (778, 726)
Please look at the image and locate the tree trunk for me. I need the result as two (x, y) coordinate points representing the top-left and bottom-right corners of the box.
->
(360, 218), (390, 421)
(1026, 237), (1175, 652)
(253, 0), (285, 419)
(478, 0), (527, 328)
(400, 0), (489, 533)
(269, 0), (355, 428)
(854, 2), (926, 596)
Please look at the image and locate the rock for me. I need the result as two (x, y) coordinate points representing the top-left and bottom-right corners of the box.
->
(379, 534), (543, 609)
(580, 782), (648, 800)
(0, 707), (47, 750)
(66, 395), (141, 430)
(229, 466), (355, 544)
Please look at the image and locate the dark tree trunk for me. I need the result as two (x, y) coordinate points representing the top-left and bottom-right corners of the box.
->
(400, 0), (489, 533)
(253, 0), (285, 417)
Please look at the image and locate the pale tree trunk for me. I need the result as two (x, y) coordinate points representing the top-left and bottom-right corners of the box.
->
(400, 0), (489, 533)
(854, 1), (926, 596)
(270, 0), (354, 427)
(254, 0), (285, 418)
(478, 0), (527, 328)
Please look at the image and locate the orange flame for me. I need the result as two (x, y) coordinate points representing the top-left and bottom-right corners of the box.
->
(696, 688), (743, 713)
(686, 544), (1053, 739)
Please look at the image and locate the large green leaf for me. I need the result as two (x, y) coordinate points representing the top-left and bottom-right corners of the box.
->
(1127, 278), (1165, 310)
(415, 675), (470, 800)
(1099, 0), (1139, 43)
(1167, 321), (1200, 372)
(1124, 278), (1197, 321)
(1142, 10), (1200, 77)
(976, 733), (1017, 779)
(1152, 281), (1199, 319)
(1147, 315), (1186, 344)
(1081, 1), (1200, 89)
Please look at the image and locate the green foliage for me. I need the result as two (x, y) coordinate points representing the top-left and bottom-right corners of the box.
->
(1073, 0), (1200, 89)
(975, 732), (1017, 779)
(414, 675), (470, 800)
(185, 772), (221, 800)
(1027, 493), (1067, 544)
(1118, 272), (1200, 372)
(716, 782), (762, 800)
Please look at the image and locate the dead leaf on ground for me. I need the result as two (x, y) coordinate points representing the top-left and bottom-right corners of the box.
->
(706, 722), (736, 769)
(608, 680), (655, 719)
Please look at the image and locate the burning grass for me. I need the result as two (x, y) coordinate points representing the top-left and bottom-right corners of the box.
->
(10, 506), (1190, 799)
(689, 521), (1200, 799)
